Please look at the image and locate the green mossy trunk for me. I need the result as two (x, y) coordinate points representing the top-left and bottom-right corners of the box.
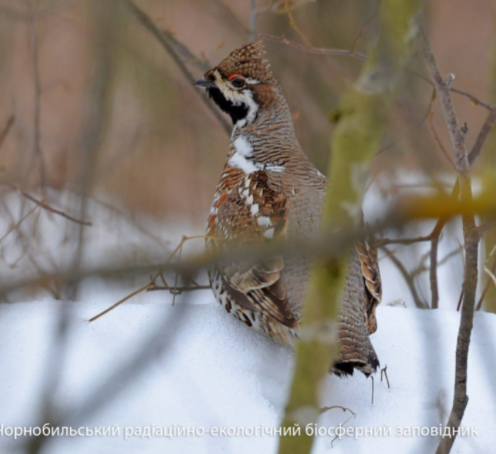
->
(278, 2), (422, 453)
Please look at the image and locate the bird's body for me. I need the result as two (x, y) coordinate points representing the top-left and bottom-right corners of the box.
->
(197, 41), (381, 377)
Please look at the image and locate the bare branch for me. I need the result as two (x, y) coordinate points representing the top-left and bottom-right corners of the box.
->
(381, 245), (426, 308)
(476, 246), (496, 311)
(26, 0), (47, 188)
(451, 87), (496, 112)
(350, 13), (378, 54)
(0, 0), (80, 21)
(418, 24), (479, 454)
(147, 285), (211, 292)
(377, 234), (433, 247)
(87, 235), (212, 322)
(260, 33), (367, 60)
(249, 0), (258, 42)
(429, 115), (456, 170)
(0, 205), (38, 244)
(468, 109), (496, 165)
(319, 405), (356, 417)
(0, 115), (15, 150)
(283, 0), (311, 46)
(88, 283), (151, 323)
(263, 34), (496, 113)
(13, 187), (93, 226)
(2, 192), (495, 303)
(123, 0), (231, 136)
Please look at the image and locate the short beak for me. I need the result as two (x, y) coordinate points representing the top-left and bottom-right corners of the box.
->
(194, 76), (216, 89)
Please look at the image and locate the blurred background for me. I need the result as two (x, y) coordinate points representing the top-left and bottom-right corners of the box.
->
(0, 0), (495, 306)
(0, 2), (495, 453)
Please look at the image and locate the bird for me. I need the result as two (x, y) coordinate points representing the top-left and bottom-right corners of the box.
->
(195, 40), (382, 377)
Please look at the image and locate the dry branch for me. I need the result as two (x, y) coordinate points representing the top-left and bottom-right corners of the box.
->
(418, 24), (479, 454)
(123, 0), (231, 136)
(13, 187), (93, 226)
(88, 235), (212, 322)
(468, 109), (496, 164)
(381, 245), (426, 308)
(2, 189), (495, 304)
(26, 0), (47, 189)
(476, 247), (496, 311)
(262, 35), (496, 112)
(260, 33), (367, 60)
(0, 115), (14, 150)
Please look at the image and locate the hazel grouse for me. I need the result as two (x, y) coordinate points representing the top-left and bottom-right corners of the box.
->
(195, 41), (381, 377)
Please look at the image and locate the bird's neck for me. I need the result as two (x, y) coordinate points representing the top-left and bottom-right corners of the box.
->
(227, 94), (302, 169)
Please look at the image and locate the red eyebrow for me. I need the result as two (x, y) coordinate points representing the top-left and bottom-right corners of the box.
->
(228, 74), (244, 80)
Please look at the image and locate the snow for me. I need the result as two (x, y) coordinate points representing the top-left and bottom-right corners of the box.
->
(0, 295), (495, 453)
(0, 180), (494, 453)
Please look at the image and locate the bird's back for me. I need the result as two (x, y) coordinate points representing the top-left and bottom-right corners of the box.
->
(197, 40), (381, 377)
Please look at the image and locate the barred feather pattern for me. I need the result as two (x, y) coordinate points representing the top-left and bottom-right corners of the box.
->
(202, 41), (382, 376)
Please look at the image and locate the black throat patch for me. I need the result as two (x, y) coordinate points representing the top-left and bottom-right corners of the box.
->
(207, 87), (250, 124)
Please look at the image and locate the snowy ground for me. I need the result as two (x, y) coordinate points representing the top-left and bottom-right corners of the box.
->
(0, 296), (495, 453)
(0, 179), (494, 453)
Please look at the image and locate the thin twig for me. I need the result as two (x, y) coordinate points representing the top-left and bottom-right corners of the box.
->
(147, 285), (211, 292)
(429, 219), (447, 309)
(2, 197), (494, 302)
(260, 33), (367, 60)
(429, 114), (456, 169)
(262, 34), (496, 112)
(87, 235), (213, 322)
(468, 109), (496, 165)
(380, 366), (390, 389)
(381, 245), (426, 308)
(0, 0), (80, 21)
(476, 251), (496, 311)
(283, 0), (311, 46)
(123, 0), (231, 136)
(26, 0), (47, 189)
(411, 248), (460, 277)
(350, 13), (378, 54)
(88, 283), (152, 323)
(0, 115), (15, 150)
(376, 88), (436, 157)
(319, 405), (356, 417)
(319, 405), (356, 447)
(418, 24), (479, 454)
(456, 288), (464, 312)
(13, 187), (93, 226)
(377, 234), (433, 247)
(0, 205), (38, 243)
(249, 0), (258, 42)
(172, 235), (186, 306)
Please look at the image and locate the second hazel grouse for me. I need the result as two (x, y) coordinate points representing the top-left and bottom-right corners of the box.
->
(195, 41), (382, 377)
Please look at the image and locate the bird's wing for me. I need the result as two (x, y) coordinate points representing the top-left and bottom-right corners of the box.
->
(354, 237), (382, 334)
(207, 170), (297, 328)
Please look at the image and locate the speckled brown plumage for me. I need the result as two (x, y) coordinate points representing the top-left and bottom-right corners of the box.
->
(197, 41), (382, 377)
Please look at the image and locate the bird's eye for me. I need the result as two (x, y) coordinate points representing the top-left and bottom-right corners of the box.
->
(231, 77), (246, 89)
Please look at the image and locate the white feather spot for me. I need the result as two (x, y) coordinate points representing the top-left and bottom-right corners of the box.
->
(228, 136), (286, 174)
(265, 165), (285, 173)
(228, 137), (258, 174)
(264, 228), (275, 239)
(244, 90), (259, 123)
(250, 204), (259, 215)
(257, 216), (272, 226)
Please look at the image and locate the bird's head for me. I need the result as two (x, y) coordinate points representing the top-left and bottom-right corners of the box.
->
(195, 41), (278, 127)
